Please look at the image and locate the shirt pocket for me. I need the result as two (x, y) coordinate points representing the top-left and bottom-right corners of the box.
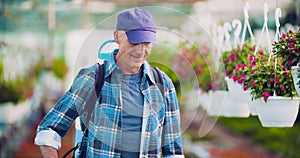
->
(146, 110), (164, 137)
(94, 103), (121, 128)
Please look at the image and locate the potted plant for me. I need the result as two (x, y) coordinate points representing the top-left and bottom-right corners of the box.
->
(241, 52), (299, 127)
(174, 42), (250, 117)
(220, 41), (259, 117)
(0, 44), (44, 124)
(272, 29), (300, 96)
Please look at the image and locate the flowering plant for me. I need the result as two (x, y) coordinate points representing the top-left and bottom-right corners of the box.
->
(221, 40), (256, 80)
(241, 55), (297, 102)
(231, 48), (270, 88)
(272, 29), (300, 90)
(173, 43), (226, 93)
(272, 29), (300, 69)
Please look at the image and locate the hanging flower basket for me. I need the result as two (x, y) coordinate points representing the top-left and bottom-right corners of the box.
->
(238, 47), (299, 127)
(273, 29), (300, 96)
(173, 43), (227, 113)
(221, 42), (257, 117)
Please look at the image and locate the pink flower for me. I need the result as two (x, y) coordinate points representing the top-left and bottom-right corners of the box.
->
(282, 33), (287, 38)
(274, 78), (280, 84)
(288, 60), (293, 66)
(263, 92), (270, 100)
(238, 79), (243, 84)
(233, 75), (238, 81)
(250, 61), (256, 67)
(251, 82), (256, 87)
(284, 71), (290, 76)
(225, 69), (229, 75)
(270, 78), (274, 83)
(258, 50), (264, 56)
(243, 86), (248, 91)
(281, 85), (285, 91)
(229, 54), (236, 61)
(195, 66), (203, 74)
(206, 83), (212, 89)
(241, 73), (246, 78)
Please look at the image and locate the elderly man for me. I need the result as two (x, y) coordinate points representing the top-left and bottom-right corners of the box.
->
(35, 8), (184, 158)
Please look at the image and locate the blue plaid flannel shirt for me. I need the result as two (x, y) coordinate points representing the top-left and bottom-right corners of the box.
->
(35, 51), (184, 158)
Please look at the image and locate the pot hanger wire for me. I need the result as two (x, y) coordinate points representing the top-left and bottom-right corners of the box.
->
(254, 1), (272, 58)
(240, 0), (255, 48)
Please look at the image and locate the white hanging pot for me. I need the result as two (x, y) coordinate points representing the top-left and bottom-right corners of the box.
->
(205, 90), (250, 117)
(225, 77), (251, 99)
(248, 99), (258, 116)
(221, 91), (250, 117)
(291, 65), (300, 97)
(256, 96), (300, 127)
(198, 90), (212, 111)
(206, 90), (226, 116)
(223, 77), (251, 117)
(184, 89), (202, 111)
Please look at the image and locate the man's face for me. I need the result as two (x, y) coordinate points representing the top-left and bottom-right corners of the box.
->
(115, 31), (153, 73)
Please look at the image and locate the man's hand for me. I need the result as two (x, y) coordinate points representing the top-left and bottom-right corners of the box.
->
(40, 145), (59, 158)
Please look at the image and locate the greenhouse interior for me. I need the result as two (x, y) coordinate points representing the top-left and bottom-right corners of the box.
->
(1, 0), (300, 157)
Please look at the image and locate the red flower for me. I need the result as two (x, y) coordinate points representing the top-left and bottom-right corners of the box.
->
(225, 69), (229, 75)
(274, 78), (280, 84)
(288, 60), (293, 66)
(233, 75), (238, 81)
(258, 50), (264, 56)
(243, 86), (248, 91)
(206, 83), (212, 89)
(263, 92), (270, 100)
(282, 33), (287, 38)
(284, 71), (290, 76)
(237, 79), (243, 84)
(229, 54), (236, 61)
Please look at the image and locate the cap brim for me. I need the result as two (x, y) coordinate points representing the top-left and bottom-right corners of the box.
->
(126, 30), (157, 45)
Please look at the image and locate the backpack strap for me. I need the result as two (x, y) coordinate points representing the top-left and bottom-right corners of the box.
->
(152, 67), (165, 96)
(63, 62), (106, 158)
(95, 62), (105, 97)
(80, 62), (105, 131)
(87, 62), (105, 120)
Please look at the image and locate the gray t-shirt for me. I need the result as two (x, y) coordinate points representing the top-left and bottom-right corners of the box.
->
(119, 69), (143, 157)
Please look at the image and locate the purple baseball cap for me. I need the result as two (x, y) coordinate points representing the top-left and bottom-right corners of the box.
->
(116, 8), (157, 45)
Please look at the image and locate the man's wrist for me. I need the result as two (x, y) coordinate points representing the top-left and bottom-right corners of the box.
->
(40, 145), (59, 158)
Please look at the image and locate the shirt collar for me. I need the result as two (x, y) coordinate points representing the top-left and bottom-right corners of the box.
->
(105, 49), (156, 84)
